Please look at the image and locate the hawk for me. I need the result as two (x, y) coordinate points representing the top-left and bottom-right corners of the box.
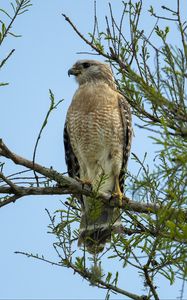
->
(64, 60), (132, 254)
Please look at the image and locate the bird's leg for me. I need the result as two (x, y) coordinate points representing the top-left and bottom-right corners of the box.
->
(112, 176), (123, 206)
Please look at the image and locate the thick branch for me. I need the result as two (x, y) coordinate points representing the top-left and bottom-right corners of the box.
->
(0, 139), (186, 221)
(0, 139), (87, 194)
(0, 184), (161, 215)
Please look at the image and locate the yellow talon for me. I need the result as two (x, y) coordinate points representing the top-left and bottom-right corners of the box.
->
(112, 177), (123, 207)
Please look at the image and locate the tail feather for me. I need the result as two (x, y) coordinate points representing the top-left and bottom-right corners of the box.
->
(78, 202), (122, 254)
(78, 227), (110, 254)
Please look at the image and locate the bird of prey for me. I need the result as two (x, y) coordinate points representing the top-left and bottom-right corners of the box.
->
(64, 60), (132, 254)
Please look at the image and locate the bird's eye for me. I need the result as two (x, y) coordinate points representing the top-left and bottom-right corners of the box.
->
(82, 62), (91, 69)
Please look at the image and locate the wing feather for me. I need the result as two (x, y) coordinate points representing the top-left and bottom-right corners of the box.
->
(63, 121), (80, 179)
(118, 97), (132, 193)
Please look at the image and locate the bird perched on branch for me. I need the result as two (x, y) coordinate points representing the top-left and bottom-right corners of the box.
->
(64, 59), (132, 254)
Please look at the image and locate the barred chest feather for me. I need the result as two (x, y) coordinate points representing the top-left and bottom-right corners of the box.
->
(66, 83), (124, 185)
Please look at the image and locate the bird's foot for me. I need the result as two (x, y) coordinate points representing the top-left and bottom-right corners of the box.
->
(112, 177), (123, 207)
(75, 177), (92, 189)
(111, 190), (123, 207)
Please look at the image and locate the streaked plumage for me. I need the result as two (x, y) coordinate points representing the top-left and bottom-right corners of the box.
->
(64, 60), (132, 253)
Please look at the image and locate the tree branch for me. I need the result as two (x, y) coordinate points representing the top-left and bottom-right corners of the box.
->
(62, 13), (111, 60)
(15, 251), (147, 300)
(143, 266), (159, 300)
(0, 139), (187, 223)
(0, 49), (15, 69)
(0, 0), (31, 46)
(62, 12), (187, 139)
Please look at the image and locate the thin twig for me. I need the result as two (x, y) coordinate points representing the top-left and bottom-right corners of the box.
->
(0, 0), (31, 46)
(0, 49), (15, 69)
(62, 14), (111, 59)
(0, 172), (19, 194)
(143, 266), (159, 300)
(15, 251), (145, 300)
(0, 194), (23, 207)
(32, 90), (63, 186)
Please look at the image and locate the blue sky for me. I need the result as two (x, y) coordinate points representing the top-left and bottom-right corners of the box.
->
(0, 0), (186, 299)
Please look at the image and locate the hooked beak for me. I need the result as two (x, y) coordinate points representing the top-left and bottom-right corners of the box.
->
(68, 67), (80, 77)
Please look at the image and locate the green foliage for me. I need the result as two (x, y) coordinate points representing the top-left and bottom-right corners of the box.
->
(87, 173), (109, 222)
(0, 0), (32, 84)
(3, 0), (186, 299)
(51, 1), (187, 299)
(0, 82), (9, 87)
(89, 262), (104, 284)
(0, 0), (32, 45)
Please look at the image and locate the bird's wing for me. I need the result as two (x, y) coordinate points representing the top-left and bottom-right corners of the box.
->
(118, 96), (132, 193)
(63, 121), (80, 179)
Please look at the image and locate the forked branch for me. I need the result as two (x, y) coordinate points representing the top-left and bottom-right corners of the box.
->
(0, 139), (186, 224)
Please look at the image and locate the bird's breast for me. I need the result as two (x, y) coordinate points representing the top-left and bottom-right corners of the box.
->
(66, 84), (123, 163)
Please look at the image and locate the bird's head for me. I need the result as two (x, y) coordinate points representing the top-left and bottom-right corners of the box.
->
(68, 60), (115, 88)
